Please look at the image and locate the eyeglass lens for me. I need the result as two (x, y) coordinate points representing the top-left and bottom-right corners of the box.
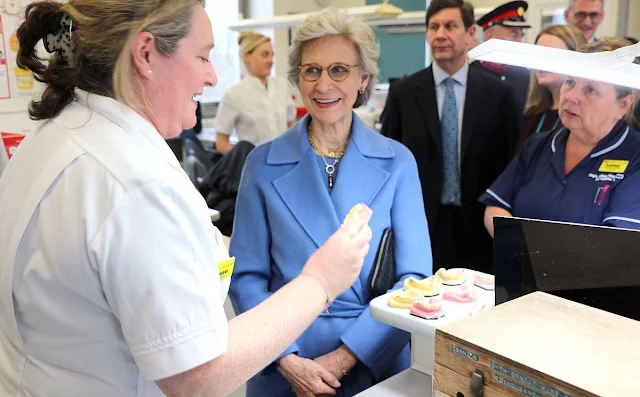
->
(575, 11), (602, 20)
(301, 64), (353, 82)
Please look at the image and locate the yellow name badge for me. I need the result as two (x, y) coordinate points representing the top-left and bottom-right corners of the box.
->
(218, 257), (235, 280)
(599, 160), (629, 173)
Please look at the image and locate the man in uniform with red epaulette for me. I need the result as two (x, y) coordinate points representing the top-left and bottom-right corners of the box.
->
(472, 1), (532, 112)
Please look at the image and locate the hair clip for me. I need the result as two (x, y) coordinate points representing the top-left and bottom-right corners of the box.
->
(43, 13), (76, 67)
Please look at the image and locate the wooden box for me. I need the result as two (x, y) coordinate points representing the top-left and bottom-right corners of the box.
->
(433, 291), (640, 397)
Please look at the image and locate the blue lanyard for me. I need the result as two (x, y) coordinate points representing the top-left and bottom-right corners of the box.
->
(535, 113), (560, 134)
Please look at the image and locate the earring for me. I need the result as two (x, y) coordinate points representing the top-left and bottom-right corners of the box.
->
(146, 69), (152, 75)
(358, 88), (365, 94)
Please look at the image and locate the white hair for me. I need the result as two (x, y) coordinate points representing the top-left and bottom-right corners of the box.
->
(287, 7), (380, 108)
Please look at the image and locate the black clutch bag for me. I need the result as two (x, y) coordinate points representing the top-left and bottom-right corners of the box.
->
(367, 228), (397, 298)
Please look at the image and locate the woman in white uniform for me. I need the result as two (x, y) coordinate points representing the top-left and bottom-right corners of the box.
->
(0, 1), (372, 397)
(214, 31), (297, 154)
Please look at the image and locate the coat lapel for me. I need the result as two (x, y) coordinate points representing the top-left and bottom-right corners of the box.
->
(331, 116), (391, 221)
(414, 66), (442, 156)
(271, 120), (340, 249)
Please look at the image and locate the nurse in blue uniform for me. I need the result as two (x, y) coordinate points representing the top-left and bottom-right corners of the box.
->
(481, 38), (640, 237)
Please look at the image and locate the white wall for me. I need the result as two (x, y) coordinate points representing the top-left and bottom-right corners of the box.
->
(201, 0), (241, 103)
(627, 0), (640, 38)
(246, 0), (275, 19)
(2, 113), (39, 135)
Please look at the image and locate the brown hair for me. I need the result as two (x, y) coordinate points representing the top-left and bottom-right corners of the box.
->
(579, 37), (639, 128)
(16, 0), (204, 121)
(426, 0), (475, 30)
(524, 25), (587, 116)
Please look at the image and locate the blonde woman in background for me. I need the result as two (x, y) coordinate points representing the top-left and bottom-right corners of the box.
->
(515, 25), (586, 153)
(214, 31), (297, 154)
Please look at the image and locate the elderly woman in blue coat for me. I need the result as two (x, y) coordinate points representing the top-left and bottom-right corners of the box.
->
(229, 7), (432, 397)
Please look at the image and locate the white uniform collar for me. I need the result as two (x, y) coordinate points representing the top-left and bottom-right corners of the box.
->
(245, 74), (270, 88)
(73, 89), (183, 172)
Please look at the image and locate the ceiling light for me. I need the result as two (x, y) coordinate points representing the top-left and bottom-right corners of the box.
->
(468, 39), (640, 89)
(375, 0), (403, 18)
(228, 3), (404, 31)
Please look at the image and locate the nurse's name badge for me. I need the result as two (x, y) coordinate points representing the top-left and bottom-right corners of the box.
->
(598, 160), (628, 173)
(218, 257), (235, 280)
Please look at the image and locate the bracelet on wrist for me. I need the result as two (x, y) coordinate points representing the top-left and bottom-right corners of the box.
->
(336, 353), (348, 376)
(302, 273), (331, 314)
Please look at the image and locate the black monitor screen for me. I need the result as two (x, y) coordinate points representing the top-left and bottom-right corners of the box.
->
(493, 217), (640, 321)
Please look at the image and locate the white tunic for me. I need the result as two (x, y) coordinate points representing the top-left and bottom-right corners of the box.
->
(214, 75), (296, 146)
(0, 90), (229, 397)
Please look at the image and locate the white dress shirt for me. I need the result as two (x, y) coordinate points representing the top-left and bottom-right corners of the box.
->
(214, 75), (296, 147)
(432, 61), (469, 164)
(0, 90), (229, 397)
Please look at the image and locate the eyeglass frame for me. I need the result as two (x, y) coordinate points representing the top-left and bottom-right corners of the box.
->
(571, 11), (603, 22)
(297, 63), (360, 82)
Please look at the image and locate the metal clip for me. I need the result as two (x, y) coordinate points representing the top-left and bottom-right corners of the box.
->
(470, 370), (484, 397)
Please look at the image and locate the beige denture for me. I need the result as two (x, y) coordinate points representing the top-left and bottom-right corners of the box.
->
(436, 268), (467, 285)
(342, 203), (365, 226)
(388, 288), (423, 309)
(474, 273), (495, 289)
(404, 275), (442, 296)
(414, 295), (443, 312)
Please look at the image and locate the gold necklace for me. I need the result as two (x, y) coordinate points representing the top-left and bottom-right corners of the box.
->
(308, 124), (347, 158)
(308, 125), (347, 188)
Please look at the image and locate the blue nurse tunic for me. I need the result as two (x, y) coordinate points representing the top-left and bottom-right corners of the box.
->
(479, 121), (640, 229)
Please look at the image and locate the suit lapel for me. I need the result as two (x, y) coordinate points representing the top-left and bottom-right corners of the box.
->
(414, 66), (441, 156)
(461, 68), (482, 161)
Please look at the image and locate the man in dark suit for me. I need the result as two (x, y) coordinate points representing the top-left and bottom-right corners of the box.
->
(381, 0), (521, 274)
(472, 1), (532, 112)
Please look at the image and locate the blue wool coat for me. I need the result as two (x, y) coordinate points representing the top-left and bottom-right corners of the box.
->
(229, 114), (432, 396)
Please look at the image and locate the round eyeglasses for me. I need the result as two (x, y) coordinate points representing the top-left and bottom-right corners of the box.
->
(298, 63), (359, 82)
